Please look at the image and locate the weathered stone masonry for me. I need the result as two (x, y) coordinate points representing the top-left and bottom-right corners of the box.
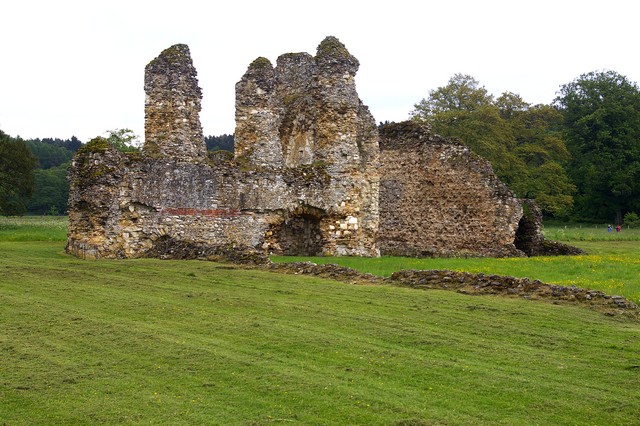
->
(378, 121), (523, 257)
(67, 38), (379, 259)
(66, 37), (570, 261)
(144, 44), (207, 162)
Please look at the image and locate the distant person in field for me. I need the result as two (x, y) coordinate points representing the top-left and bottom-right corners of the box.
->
(616, 225), (621, 233)
(608, 225), (613, 233)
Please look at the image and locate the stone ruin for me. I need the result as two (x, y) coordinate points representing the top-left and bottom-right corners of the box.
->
(66, 37), (578, 261)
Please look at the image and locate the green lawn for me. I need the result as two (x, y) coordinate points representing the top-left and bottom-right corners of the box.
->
(543, 222), (640, 242)
(1, 217), (639, 424)
(273, 225), (640, 306)
(0, 215), (68, 241)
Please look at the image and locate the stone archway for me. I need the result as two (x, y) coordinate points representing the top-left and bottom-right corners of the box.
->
(278, 214), (323, 256)
(268, 205), (326, 256)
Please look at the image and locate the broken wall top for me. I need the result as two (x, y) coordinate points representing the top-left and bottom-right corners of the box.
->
(234, 36), (378, 171)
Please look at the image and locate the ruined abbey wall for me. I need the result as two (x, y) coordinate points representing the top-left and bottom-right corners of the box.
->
(67, 39), (379, 260)
(66, 144), (366, 259)
(143, 45), (207, 162)
(66, 37), (561, 262)
(377, 122), (523, 257)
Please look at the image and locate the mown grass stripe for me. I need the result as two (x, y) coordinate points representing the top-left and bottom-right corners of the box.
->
(2, 220), (640, 424)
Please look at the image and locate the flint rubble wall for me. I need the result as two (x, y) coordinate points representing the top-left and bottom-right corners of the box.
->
(377, 121), (523, 257)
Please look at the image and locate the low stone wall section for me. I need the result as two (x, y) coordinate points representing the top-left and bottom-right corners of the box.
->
(268, 261), (638, 316)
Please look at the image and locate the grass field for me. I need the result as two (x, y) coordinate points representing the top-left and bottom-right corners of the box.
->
(274, 224), (640, 306)
(543, 222), (640, 242)
(1, 217), (640, 424)
(0, 216), (68, 242)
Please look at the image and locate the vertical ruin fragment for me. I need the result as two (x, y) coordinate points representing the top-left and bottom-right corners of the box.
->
(234, 36), (380, 257)
(143, 44), (207, 162)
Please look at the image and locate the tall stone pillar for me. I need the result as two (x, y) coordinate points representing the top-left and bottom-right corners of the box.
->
(144, 44), (207, 162)
(234, 57), (283, 167)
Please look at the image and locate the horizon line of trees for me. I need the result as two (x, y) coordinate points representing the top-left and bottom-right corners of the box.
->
(2, 70), (638, 225)
(409, 70), (640, 224)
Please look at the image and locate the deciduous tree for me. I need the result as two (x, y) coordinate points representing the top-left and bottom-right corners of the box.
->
(555, 70), (640, 223)
(26, 164), (70, 215)
(105, 128), (141, 152)
(411, 76), (575, 217)
(0, 130), (37, 215)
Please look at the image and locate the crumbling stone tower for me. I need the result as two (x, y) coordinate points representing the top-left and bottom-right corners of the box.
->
(234, 36), (380, 256)
(143, 44), (207, 162)
(235, 37), (377, 169)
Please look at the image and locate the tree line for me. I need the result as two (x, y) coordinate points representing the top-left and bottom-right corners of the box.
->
(0, 132), (77, 215)
(1, 70), (638, 224)
(410, 70), (640, 224)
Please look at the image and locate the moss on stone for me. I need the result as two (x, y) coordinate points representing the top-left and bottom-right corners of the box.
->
(234, 153), (256, 172)
(249, 57), (273, 70)
(77, 137), (110, 155)
(145, 44), (191, 74)
(159, 44), (190, 61)
(280, 52), (302, 59)
(77, 163), (115, 181)
(284, 163), (331, 185)
(316, 36), (352, 59)
(206, 149), (234, 167)
(378, 120), (424, 140)
(124, 151), (145, 162)
(282, 93), (300, 106)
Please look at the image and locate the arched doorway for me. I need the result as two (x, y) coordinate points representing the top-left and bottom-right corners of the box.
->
(268, 205), (326, 256)
(278, 214), (323, 256)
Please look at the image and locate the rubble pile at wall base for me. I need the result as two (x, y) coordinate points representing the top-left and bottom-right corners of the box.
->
(268, 261), (638, 316)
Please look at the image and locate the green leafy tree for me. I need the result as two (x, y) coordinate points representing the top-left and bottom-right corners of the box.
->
(205, 134), (234, 152)
(105, 128), (141, 152)
(496, 92), (529, 120)
(411, 76), (575, 217)
(26, 163), (70, 215)
(623, 212), (640, 228)
(411, 75), (522, 188)
(412, 73), (493, 116)
(555, 70), (640, 223)
(0, 130), (37, 215)
(23, 136), (80, 215)
(26, 139), (74, 169)
(508, 103), (576, 217)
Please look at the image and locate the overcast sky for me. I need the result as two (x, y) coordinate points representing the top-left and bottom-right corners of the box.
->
(1, 0), (638, 142)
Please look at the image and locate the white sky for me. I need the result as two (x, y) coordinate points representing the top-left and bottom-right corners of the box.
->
(1, 0), (638, 142)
